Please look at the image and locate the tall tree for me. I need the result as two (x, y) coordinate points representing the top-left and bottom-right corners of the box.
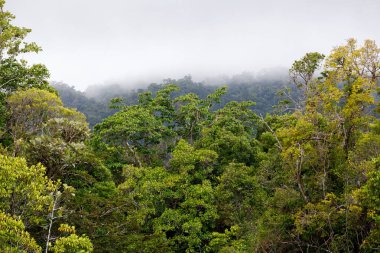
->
(0, 0), (52, 138)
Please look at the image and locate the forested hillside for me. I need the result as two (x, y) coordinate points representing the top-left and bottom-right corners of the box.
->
(54, 75), (288, 127)
(52, 82), (116, 128)
(1, 1), (380, 252)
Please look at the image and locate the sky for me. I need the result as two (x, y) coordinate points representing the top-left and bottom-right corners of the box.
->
(6, 0), (380, 91)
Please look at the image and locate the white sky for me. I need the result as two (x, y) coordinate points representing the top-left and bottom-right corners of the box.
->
(6, 0), (380, 90)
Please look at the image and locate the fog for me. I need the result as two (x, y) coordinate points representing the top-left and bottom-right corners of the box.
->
(6, 0), (380, 91)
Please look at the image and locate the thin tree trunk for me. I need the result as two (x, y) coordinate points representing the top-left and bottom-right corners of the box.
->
(126, 141), (142, 168)
(45, 191), (60, 253)
(296, 145), (309, 203)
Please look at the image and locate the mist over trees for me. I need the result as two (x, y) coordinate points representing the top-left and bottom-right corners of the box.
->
(1, 0), (380, 252)
(54, 73), (290, 127)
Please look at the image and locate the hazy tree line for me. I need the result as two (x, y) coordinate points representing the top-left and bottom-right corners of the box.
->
(53, 74), (288, 128)
(0, 1), (380, 252)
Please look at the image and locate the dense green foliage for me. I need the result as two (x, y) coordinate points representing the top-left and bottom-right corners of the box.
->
(1, 1), (380, 252)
